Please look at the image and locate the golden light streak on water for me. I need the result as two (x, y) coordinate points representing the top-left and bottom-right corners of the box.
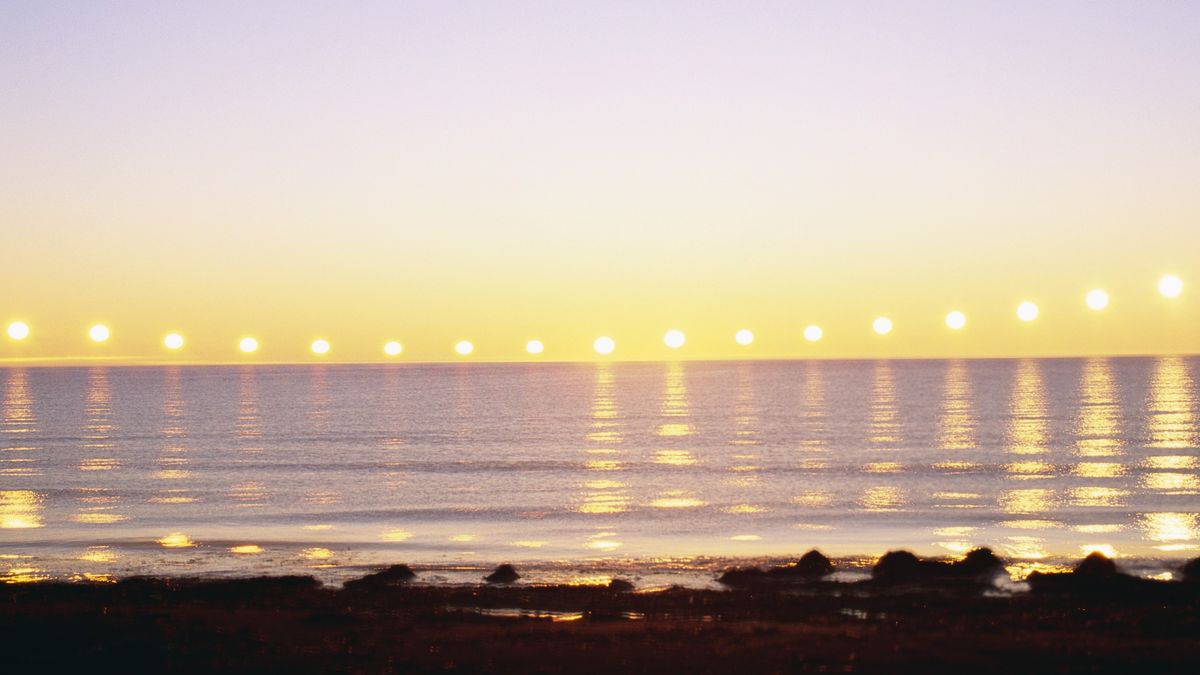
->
(78, 546), (117, 563)
(578, 363), (630, 515)
(859, 486), (905, 512)
(157, 532), (196, 548)
(380, 529), (413, 542)
(301, 547), (333, 560)
(2, 369), (39, 481)
(80, 368), (117, 472)
(1000, 488), (1054, 515)
(798, 361), (827, 451)
(868, 361), (901, 445)
(230, 545), (265, 554)
(1067, 486), (1129, 507)
(1140, 512), (1199, 548)
(0, 490), (44, 529)
(938, 360), (976, 450)
(649, 491), (705, 509)
(0, 567), (49, 584)
(730, 362), (761, 447)
(1146, 356), (1196, 449)
(1007, 359), (1048, 455)
(1075, 357), (1123, 457)
(791, 491), (832, 507)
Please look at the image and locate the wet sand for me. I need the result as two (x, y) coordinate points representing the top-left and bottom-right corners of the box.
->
(4, 560), (1200, 674)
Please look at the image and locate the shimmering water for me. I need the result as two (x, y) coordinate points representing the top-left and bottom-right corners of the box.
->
(1, 358), (1198, 585)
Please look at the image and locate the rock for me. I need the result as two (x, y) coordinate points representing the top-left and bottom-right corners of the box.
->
(769, 549), (834, 578)
(954, 548), (1005, 578)
(484, 564), (520, 584)
(717, 567), (767, 586)
(1074, 552), (1118, 577)
(872, 550), (925, 583)
(1182, 557), (1200, 582)
(344, 564), (416, 590)
(608, 578), (635, 592)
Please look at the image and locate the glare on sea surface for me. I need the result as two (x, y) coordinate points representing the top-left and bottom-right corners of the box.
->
(945, 311), (967, 330)
(157, 532), (196, 548)
(663, 329), (685, 349)
(88, 324), (110, 342)
(163, 333), (184, 350)
(525, 339), (544, 355)
(1016, 301), (1039, 322)
(383, 341), (403, 356)
(311, 339), (330, 355)
(1159, 274), (1184, 298)
(593, 336), (615, 355)
(872, 317), (893, 335)
(735, 329), (754, 345)
(230, 544), (264, 555)
(6, 321), (29, 340)
(803, 325), (822, 342)
(455, 340), (474, 356)
(1086, 289), (1110, 310)
(239, 337), (258, 353)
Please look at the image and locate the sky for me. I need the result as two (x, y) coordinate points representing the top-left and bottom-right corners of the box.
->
(2, 1), (1198, 363)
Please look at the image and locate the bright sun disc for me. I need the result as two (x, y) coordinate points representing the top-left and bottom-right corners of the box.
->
(163, 333), (184, 350)
(735, 329), (754, 345)
(1159, 275), (1183, 298)
(873, 317), (893, 335)
(1016, 301), (1039, 322)
(525, 340), (544, 355)
(803, 325), (823, 342)
(455, 340), (474, 356)
(1086, 289), (1109, 310)
(311, 339), (330, 355)
(239, 337), (258, 353)
(663, 329), (685, 349)
(6, 322), (29, 340)
(945, 311), (967, 330)
(593, 336), (615, 355)
(88, 324), (110, 342)
(384, 341), (402, 356)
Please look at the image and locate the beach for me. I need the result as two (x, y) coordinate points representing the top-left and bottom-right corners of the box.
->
(5, 552), (1200, 674)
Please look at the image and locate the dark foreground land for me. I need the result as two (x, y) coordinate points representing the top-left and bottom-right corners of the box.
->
(4, 556), (1200, 674)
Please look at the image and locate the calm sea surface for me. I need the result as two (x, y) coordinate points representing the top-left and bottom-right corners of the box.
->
(2, 358), (1198, 586)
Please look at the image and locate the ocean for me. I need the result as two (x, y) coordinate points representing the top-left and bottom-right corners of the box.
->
(1, 357), (1197, 586)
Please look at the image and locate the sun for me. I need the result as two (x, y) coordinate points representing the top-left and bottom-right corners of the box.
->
(735, 329), (754, 345)
(1085, 289), (1109, 310)
(1158, 274), (1183, 299)
(89, 324), (110, 342)
(6, 321), (30, 340)
(803, 325), (823, 342)
(311, 339), (330, 355)
(455, 340), (474, 356)
(1016, 301), (1039, 322)
(383, 341), (403, 356)
(945, 311), (967, 330)
(163, 333), (185, 350)
(663, 330), (685, 349)
(239, 337), (259, 353)
(593, 336), (615, 355)
(872, 317), (893, 335)
(525, 340), (544, 355)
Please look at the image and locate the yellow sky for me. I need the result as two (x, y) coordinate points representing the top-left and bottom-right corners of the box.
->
(2, 2), (1198, 364)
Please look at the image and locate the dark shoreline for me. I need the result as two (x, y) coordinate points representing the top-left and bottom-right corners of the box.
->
(5, 552), (1200, 673)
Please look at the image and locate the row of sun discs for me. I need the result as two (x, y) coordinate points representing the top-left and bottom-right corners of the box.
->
(1, 277), (1188, 356)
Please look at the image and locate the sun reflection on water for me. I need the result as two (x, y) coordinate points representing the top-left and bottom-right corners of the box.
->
(938, 360), (976, 450)
(1075, 358), (1124, 457)
(2, 369), (41, 478)
(1007, 359), (1048, 455)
